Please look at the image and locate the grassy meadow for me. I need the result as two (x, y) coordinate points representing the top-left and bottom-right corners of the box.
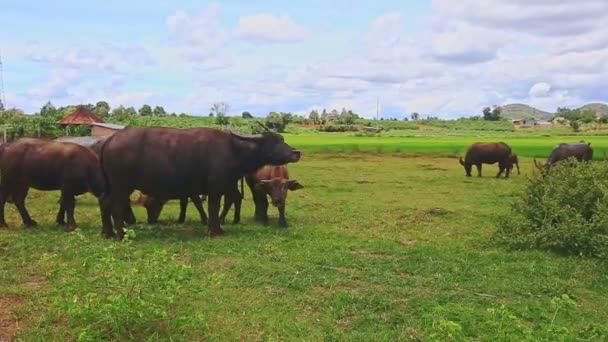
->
(1, 134), (608, 340)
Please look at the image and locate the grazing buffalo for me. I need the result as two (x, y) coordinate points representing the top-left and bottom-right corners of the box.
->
(459, 142), (514, 178)
(534, 141), (593, 171)
(507, 152), (520, 175)
(246, 165), (303, 227)
(99, 127), (301, 239)
(0, 138), (105, 231)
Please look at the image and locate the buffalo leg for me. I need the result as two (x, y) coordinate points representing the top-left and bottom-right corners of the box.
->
(99, 197), (115, 239)
(258, 194), (269, 226)
(207, 194), (224, 236)
(219, 194), (232, 225)
(476, 164), (482, 177)
(111, 195), (130, 240)
(146, 201), (162, 224)
(233, 193), (242, 224)
(56, 199), (66, 225)
(0, 185), (9, 227)
(13, 187), (36, 227)
(278, 205), (288, 228)
(123, 204), (136, 225)
(62, 194), (77, 232)
(191, 195), (207, 224)
(177, 197), (188, 223)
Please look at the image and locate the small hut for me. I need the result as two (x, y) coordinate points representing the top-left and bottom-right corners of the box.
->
(90, 122), (125, 137)
(57, 106), (104, 136)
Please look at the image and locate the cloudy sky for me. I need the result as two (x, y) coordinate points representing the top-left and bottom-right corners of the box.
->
(1, 0), (607, 118)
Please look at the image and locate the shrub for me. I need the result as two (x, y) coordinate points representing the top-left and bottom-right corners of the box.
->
(317, 125), (360, 132)
(496, 159), (608, 258)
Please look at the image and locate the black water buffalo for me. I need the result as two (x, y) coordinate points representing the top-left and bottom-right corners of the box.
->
(0, 138), (105, 231)
(56, 136), (206, 225)
(99, 127), (301, 239)
(246, 165), (303, 227)
(534, 141), (593, 171)
(459, 142), (514, 178)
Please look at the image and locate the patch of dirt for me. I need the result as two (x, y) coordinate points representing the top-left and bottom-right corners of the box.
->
(354, 180), (375, 184)
(399, 239), (417, 248)
(204, 256), (241, 269)
(173, 255), (191, 265)
(24, 275), (48, 289)
(417, 164), (448, 171)
(0, 296), (26, 342)
(350, 249), (393, 258)
(426, 207), (450, 216)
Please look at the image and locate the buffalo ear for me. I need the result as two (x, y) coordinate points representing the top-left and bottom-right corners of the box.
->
(288, 180), (303, 191)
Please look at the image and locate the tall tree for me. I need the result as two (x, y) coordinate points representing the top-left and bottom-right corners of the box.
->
(309, 110), (319, 123)
(242, 111), (253, 119)
(40, 101), (58, 117)
(139, 104), (152, 116)
(153, 105), (166, 117)
(94, 101), (111, 118)
(411, 112), (419, 120)
(210, 102), (230, 117)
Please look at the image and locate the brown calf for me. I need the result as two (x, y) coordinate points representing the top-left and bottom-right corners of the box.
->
(246, 165), (303, 227)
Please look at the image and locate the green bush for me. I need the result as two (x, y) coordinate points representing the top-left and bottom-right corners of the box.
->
(496, 159), (608, 258)
(317, 125), (360, 132)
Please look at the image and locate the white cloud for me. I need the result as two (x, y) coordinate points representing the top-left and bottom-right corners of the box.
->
(237, 14), (308, 43)
(432, 0), (608, 37)
(529, 82), (551, 97)
(26, 69), (82, 99)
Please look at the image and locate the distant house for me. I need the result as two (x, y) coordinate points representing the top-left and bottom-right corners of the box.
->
(327, 110), (339, 122)
(57, 106), (124, 136)
(57, 106), (103, 126)
(511, 119), (525, 126)
(534, 121), (553, 128)
(91, 122), (125, 137)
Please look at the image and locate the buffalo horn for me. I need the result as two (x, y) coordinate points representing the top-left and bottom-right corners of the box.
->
(229, 129), (263, 140)
(256, 120), (270, 131)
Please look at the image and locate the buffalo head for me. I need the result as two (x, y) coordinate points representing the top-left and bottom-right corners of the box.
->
(459, 157), (472, 177)
(255, 178), (303, 207)
(230, 130), (301, 165)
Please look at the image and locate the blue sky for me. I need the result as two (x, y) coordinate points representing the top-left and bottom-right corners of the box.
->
(1, 0), (607, 118)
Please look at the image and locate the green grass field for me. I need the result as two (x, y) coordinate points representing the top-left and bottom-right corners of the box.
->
(285, 134), (608, 159)
(1, 137), (608, 340)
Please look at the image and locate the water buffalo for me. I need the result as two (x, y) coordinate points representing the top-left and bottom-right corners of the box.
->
(99, 127), (301, 239)
(459, 142), (514, 178)
(56, 136), (206, 225)
(246, 165), (303, 227)
(0, 138), (105, 231)
(534, 141), (593, 171)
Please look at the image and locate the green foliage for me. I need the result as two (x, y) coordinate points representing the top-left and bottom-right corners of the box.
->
(556, 107), (597, 124)
(317, 124), (360, 132)
(215, 113), (229, 125)
(496, 159), (608, 258)
(139, 104), (152, 116)
(94, 101), (110, 118)
(265, 112), (286, 132)
(241, 111), (253, 119)
(483, 106), (502, 121)
(153, 105), (166, 117)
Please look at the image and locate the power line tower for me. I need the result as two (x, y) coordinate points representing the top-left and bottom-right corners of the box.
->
(0, 50), (5, 111)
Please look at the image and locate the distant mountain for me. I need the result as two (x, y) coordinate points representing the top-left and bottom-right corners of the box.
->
(500, 104), (554, 121)
(578, 103), (608, 116)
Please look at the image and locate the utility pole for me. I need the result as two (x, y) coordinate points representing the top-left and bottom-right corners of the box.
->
(0, 50), (6, 110)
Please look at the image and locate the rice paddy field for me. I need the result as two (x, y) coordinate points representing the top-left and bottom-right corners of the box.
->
(1, 133), (608, 341)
